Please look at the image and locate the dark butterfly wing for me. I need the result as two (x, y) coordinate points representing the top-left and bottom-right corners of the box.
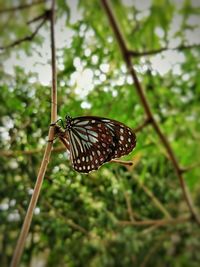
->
(66, 116), (136, 173)
(67, 117), (115, 173)
(100, 117), (136, 160)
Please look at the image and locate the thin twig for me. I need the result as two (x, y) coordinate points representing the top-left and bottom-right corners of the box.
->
(50, 4), (57, 122)
(118, 215), (190, 227)
(134, 117), (151, 133)
(45, 202), (89, 235)
(128, 43), (200, 57)
(180, 161), (200, 173)
(0, 146), (64, 157)
(139, 233), (171, 267)
(110, 159), (133, 166)
(10, 1), (57, 267)
(27, 10), (50, 25)
(133, 175), (172, 219)
(0, 0), (47, 13)
(100, 0), (200, 225)
(124, 191), (135, 221)
(0, 18), (47, 50)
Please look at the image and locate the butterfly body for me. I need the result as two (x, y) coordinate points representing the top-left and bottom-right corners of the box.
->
(58, 116), (136, 173)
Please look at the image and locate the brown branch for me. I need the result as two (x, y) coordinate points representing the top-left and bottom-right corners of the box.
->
(0, 16), (47, 50)
(134, 117), (151, 133)
(139, 233), (171, 267)
(44, 201), (89, 236)
(0, 146), (64, 157)
(101, 0), (200, 224)
(133, 175), (172, 219)
(128, 43), (200, 57)
(10, 1), (57, 267)
(180, 161), (200, 173)
(0, 0), (47, 13)
(110, 159), (133, 166)
(27, 10), (51, 25)
(124, 191), (135, 222)
(118, 215), (190, 227)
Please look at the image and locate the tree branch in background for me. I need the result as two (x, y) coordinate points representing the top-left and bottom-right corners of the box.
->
(0, 15), (47, 50)
(134, 117), (151, 132)
(110, 159), (133, 166)
(124, 191), (135, 222)
(44, 201), (89, 236)
(118, 215), (190, 227)
(0, 0), (48, 13)
(0, 146), (64, 157)
(180, 161), (200, 173)
(128, 43), (200, 57)
(101, 0), (200, 225)
(133, 175), (172, 219)
(10, 1), (57, 267)
(27, 10), (51, 24)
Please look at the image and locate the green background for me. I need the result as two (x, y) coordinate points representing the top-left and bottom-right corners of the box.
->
(0, 0), (200, 266)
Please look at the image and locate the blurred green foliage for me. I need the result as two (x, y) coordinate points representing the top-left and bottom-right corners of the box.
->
(0, 0), (200, 266)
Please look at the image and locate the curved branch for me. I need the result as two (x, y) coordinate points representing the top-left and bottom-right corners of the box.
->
(101, 0), (200, 224)
(128, 43), (200, 57)
(0, 17), (47, 50)
(0, 0), (48, 13)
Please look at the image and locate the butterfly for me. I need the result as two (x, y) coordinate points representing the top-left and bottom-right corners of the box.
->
(55, 115), (136, 173)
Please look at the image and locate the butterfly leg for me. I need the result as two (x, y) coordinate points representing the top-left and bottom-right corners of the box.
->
(50, 118), (65, 128)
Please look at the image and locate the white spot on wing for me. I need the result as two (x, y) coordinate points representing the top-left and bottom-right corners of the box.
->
(76, 120), (89, 126)
(88, 130), (98, 137)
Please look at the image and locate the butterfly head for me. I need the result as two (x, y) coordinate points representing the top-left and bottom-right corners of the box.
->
(65, 115), (73, 130)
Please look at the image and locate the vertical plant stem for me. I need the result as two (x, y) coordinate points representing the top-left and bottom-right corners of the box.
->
(10, 1), (57, 266)
(100, 0), (200, 224)
(50, 0), (57, 123)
